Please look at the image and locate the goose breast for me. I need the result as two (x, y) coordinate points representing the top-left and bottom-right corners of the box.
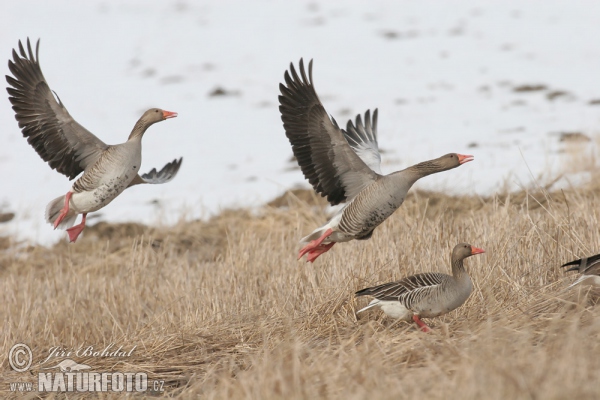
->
(69, 143), (141, 213)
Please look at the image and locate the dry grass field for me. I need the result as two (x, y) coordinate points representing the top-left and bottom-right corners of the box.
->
(2, 181), (600, 399)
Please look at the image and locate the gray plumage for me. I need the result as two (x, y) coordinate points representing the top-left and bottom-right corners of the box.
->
(6, 38), (182, 240)
(7, 39), (107, 179)
(279, 59), (379, 206)
(355, 243), (484, 329)
(561, 253), (600, 288)
(279, 59), (473, 262)
(344, 110), (382, 174)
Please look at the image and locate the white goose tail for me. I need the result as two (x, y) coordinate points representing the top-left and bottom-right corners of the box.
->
(300, 208), (344, 244)
(568, 274), (600, 289)
(356, 299), (381, 314)
(45, 195), (77, 230)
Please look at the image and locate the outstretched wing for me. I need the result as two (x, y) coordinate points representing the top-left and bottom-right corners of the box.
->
(6, 38), (108, 180)
(127, 158), (183, 187)
(344, 109), (382, 174)
(279, 59), (379, 206)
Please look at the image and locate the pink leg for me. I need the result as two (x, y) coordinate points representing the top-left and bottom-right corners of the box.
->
(306, 242), (335, 263)
(412, 315), (431, 333)
(66, 213), (87, 243)
(298, 228), (333, 260)
(54, 192), (73, 229)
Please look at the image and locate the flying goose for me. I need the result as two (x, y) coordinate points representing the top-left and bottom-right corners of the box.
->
(279, 59), (474, 262)
(355, 243), (485, 332)
(561, 253), (600, 288)
(6, 39), (183, 242)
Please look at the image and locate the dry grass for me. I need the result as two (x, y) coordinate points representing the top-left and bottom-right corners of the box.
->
(2, 181), (600, 399)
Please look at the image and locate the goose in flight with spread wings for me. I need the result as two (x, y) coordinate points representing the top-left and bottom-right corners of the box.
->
(279, 59), (474, 262)
(355, 243), (485, 332)
(6, 39), (183, 242)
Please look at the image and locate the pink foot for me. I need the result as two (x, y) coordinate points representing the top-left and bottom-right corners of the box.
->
(306, 242), (335, 263)
(66, 213), (87, 243)
(54, 192), (73, 229)
(412, 315), (431, 333)
(298, 228), (334, 261)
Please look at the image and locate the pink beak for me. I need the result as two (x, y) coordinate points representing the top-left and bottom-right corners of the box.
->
(471, 246), (485, 255)
(162, 110), (178, 119)
(457, 154), (474, 164)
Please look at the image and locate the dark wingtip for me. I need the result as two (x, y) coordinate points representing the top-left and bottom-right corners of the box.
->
(561, 259), (581, 268)
(174, 157), (183, 170)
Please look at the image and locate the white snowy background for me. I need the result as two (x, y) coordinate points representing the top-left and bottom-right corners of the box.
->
(2, 0), (600, 245)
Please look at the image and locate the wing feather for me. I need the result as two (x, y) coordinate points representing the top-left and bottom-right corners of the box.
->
(6, 38), (107, 180)
(355, 272), (447, 302)
(344, 109), (382, 174)
(127, 158), (183, 187)
(279, 59), (378, 205)
(562, 253), (600, 274)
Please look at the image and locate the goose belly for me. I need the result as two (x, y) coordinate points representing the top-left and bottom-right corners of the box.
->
(378, 301), (412, 320)
(413, 302), (453, 319)
(413, 283), (472, 318)
(70, 170), (137, 213)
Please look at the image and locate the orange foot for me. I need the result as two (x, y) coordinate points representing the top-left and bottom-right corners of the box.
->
(66, 213), (87, 243)
(54, 191), (73, 229)
(412, 315), (431, 333)
(298, 228), (334, 262)
(306, 242), (335, 263)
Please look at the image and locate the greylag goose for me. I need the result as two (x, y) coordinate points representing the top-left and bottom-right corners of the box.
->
(561, 254), (600, 288)
(355, 243), (484, 332)
(279, 59), (474, 262)
(6, 39), (183, 242)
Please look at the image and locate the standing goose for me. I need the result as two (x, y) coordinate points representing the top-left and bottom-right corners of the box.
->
(561, 254), (600, 288)
(279, 59), (474, 262)
(6, 39), (183, 242)
(355, 243), (484, 332)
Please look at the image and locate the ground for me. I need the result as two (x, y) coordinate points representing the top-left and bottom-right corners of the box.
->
(1, 184), (600, 398)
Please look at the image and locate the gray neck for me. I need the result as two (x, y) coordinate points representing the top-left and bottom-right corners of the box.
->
(451, 257), (467, 279)
(395, 159), (447, 186)
(128, 119), (151, 141)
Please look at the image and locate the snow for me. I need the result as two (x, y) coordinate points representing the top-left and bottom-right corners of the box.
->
(2, 0), (600, 245)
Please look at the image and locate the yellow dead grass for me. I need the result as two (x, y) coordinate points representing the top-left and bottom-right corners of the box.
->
(1, 183), (600, 399)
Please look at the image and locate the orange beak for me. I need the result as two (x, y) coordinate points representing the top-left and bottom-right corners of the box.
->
(457, 154), (474, 164)
(471, 246), (485, 255)
(162, 110), (178, 119)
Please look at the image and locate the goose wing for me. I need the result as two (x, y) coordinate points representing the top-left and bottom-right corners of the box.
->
(562, 253), (600, 274)
(6, 39), (108, 180)
(127, 158), (183, 187)
(355, 272), (446, 302)
(279, 59), (379, 206)
(343, 109), (382, 174)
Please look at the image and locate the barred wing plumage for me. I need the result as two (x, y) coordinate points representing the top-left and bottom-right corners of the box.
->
(562, 253), (600, 275)
(355, 272), (447, 305)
